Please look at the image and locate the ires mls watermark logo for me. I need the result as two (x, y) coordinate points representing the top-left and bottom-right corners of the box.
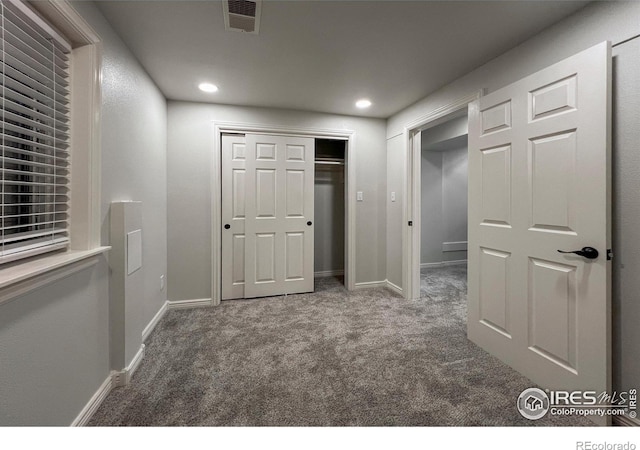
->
(517, 388), (551, 420)
(517, 387), (637, 420)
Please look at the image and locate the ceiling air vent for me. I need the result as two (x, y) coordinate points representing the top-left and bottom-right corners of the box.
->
(223, 0), (262, 34)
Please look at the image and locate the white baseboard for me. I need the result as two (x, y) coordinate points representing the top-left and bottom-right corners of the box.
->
(142, 300), (168, 342)
(420, 259), (467, 269)
(314, 269), (344, 278)
(126, 344), (145, 383)
(71, 295), (210, 427)
(143, 297), (210, 342)
(614, 415), (640, 427)
(385, 280), (403, 295)
(112, 343), (146, 388)
(421, 262), (443, 268)
(353, 280), (387, 290)
(442, 241), (468, 252)
(354, 279), (403, 295)
(71, 375), (112, 426)
(167, 298), (213, 310)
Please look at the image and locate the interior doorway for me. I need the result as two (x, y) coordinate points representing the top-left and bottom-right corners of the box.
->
(419, 113), (469, 298)
(403, 91), (481, 301)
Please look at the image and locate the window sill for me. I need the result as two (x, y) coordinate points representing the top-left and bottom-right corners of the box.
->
(0, 247), (111, 306)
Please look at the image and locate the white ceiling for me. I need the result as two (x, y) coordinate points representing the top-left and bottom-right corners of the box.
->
(95, 0), (589, 118)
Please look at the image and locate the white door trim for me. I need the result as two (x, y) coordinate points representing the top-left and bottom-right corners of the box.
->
(403, 91), (483, 299)
(212, 122), (356, 305)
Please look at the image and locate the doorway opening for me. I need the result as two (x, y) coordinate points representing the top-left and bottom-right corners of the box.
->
(403, 91), (481, 301)
(314, 139), (346, 289)
(420, 113), (469, 300)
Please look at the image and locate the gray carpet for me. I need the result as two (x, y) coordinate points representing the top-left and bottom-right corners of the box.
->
(89, 265), (590, 426)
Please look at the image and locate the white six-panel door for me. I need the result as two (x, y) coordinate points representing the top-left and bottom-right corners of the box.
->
(222, 133), (315, 299)
(468, 42), (611, 394)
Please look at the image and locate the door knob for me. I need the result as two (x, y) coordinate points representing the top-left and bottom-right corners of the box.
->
(557, 246), (599, 260)
(224, 224), (231, 230)
(307, 221), (312, 226)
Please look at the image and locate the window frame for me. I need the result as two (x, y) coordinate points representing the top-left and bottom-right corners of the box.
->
(0, 0), (73, 264)
(0, 0), (108, 305)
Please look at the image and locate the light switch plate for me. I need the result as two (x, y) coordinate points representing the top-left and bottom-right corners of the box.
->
(391, 192), (396, 202)
(357, 191), (363, 201)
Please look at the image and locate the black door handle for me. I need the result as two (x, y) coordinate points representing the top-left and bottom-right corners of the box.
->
(557, 247), (599, 260)
(224, 224), (230, 230)
(307, 221), (312, 226)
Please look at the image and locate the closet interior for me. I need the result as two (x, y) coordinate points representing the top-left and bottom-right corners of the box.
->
(314, 139), (346, 284)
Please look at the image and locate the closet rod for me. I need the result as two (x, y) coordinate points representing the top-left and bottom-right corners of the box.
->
(315, 160), (344, 166)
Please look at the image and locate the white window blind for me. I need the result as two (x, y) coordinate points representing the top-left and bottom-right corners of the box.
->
(0, 0), (71, 264)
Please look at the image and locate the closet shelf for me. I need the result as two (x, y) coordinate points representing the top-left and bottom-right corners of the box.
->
(315, 159), (344, 166)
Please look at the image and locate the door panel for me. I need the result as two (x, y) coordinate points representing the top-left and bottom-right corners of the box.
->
(256, 169), (277, 217)
(222, 135), (248, 300)
(468, 42), (611, 400)
(286, 170), (305, 217)
(255, 233), (276, 283)
(479, 247), (511, 338)
(529, 132), (576, 233)
(285, 232), (305, 280)
(244, 134), (315, 298)
(528, 258), (578, 372)
(231, 235), (245, 285)
(232, 169), (246, 219)
(480, 145), (511, 227)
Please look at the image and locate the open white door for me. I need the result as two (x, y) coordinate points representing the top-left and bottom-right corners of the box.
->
(243, 133), (315, 298)
(468, 42), (611, 396)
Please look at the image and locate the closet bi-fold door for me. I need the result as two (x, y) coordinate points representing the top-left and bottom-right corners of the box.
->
(222, 133), (315, 299)
(244, 134), (315, 298)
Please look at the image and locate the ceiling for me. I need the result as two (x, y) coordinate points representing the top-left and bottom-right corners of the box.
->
(95, 0), (589, 118)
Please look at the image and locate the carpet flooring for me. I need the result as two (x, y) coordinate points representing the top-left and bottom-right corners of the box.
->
(89, 265), (590, 426)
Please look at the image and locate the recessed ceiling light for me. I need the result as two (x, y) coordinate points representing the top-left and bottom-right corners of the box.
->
(355, 99), (372, 109)
(199, 83), (219, 93)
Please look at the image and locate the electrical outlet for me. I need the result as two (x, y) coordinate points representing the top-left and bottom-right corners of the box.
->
(160, 274), (165, 291)
(391, 192), (396, 202)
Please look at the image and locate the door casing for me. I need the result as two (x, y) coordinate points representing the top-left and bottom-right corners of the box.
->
(213, 122), (356, 304)
(403, 91), (483, 300)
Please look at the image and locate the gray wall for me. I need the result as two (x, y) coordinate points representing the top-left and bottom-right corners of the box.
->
(167, 101), (387, 302)
(0, 262), (109, 426)
(315, 167), (345, 274)
(386, 135), (403, 288)
(442, 145), (468, 262)
(421, 150), (443, 264)
(421, 143), (468, 265)
(87, 0), (168, 374)
(387, 1), (640, 394)
(0, 1), (167, 425)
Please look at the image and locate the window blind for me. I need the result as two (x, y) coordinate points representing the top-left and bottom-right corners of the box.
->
(0, 0), (71, 264)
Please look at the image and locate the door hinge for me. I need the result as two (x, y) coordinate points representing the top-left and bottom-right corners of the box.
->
(408, 221), (413, 226)
(607, 249), (613, 260)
